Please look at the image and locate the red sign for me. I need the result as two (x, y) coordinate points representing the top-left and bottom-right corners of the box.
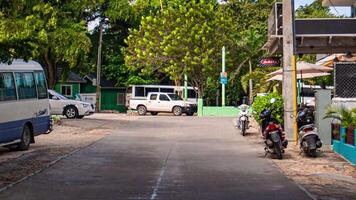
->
(259, 57), (281, 67)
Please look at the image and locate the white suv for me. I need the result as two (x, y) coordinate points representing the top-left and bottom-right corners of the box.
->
(48, 90), (94, 119)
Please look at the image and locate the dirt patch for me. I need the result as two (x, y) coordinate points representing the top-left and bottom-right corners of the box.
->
(0, 113), (134, 189)
(245, 119), (356, 200)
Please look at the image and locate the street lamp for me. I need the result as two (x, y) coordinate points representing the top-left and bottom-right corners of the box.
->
(95, 18), (109, 112)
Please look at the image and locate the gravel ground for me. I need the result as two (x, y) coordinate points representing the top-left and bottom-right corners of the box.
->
(0, 113), (136, 190)
(242, 119), (356, 200)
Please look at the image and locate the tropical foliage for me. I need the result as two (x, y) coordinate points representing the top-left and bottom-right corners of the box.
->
(324, 104), (356, 127)
(251, 93), (284, 124)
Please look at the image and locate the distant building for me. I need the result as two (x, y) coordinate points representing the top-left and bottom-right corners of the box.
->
(54, 72), (127, 113)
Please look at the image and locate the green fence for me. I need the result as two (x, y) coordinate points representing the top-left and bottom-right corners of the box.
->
(197, 99), (240, 117)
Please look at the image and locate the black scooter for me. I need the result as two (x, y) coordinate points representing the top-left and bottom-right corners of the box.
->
(297, 106), (322, 157)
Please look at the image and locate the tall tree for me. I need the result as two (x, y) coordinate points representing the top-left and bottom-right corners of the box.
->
(0, 1), (96, 88)
(125, 1), (236, 97)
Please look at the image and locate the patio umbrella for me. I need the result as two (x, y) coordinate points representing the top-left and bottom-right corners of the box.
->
(268, 61), (333, 76)
(267, 72), (331, 82)
(316, 54), (356, 67)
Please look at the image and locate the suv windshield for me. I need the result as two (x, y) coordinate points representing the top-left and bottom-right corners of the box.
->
(167, 94), (183, 101)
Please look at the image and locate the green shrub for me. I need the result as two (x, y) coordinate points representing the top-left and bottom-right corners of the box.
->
(324, 104), (356, 128)
(251, 93), (284, 125)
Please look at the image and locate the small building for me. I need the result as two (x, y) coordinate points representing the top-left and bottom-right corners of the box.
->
(54, 71), (86, 99)
(83, 74), (127, 113)
(54, 72), (127, 113)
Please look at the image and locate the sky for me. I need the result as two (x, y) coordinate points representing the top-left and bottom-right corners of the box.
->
(295, 0), (351, 16)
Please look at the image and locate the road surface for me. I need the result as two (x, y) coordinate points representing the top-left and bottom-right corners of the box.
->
(0, 116), (311, 200)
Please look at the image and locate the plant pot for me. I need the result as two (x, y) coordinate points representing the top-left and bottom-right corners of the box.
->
(346, 126), (355, 145)
(331, 123), (341, 141)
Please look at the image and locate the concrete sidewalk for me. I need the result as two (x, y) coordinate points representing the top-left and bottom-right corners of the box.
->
(0, 116), (311, 200)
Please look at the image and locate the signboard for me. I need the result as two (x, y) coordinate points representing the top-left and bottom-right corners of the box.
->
(259, 57), (281, 67)
(220, 72), (228, 84)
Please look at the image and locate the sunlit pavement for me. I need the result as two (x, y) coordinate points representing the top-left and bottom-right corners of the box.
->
(0, 116), (311, 200)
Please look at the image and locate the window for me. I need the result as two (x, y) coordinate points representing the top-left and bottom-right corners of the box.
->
(15, 72), (37, 99)
(61, 85), (72, 97)
(188, 89), (197, 99)
(150, 94), (158, 100)
(168, 94), (182, 100)
(117, 93), (126, 105)
(145, 87), (159, 96)
(135, 86), (144, 97)
(159, 94), (170, 101)
(34, 72), (48, 99)
(160, 88), (174, 93)
(0, 72), (16, 101)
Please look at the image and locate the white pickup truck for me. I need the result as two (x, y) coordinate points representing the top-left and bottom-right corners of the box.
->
(129, 92), (197, 116)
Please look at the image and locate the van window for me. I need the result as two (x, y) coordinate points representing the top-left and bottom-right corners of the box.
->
(145, 87), (159, 96)
(34, 72), (48, 99)
(15, 72), (37, 99)
(159, 94), (170, 101)
(135, 87), (144, 97)
(0, 72), (17, 101)
(188, 89), (197, 98)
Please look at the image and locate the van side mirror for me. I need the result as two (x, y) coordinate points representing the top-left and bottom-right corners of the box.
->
(52, 95), (59, 100)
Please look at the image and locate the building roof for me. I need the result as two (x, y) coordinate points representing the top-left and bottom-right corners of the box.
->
(56, 69), (86, 83)
(264, 3), (356, 54)
(322, 0), (356, 6)
(85, 73), (122, 88)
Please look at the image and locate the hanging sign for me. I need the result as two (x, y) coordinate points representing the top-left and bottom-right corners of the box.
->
(259, 57), (281, 67)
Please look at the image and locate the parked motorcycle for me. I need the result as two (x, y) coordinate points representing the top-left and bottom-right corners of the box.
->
(297, 106), (322, 157)
(260, 98), (288, 159)
(237, 104), (250, 136)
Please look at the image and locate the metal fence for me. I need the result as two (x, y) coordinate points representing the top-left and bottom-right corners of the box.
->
(334, 62), (356, 98)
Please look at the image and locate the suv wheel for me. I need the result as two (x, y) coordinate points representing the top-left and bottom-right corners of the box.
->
(173, 106), (183, 116)
(137, 105), (147, 116)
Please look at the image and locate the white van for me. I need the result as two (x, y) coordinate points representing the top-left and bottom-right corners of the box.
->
(0, 59), (52, 150)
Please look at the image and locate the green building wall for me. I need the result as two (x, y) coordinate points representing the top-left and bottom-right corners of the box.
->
(100, 89), (127, 113)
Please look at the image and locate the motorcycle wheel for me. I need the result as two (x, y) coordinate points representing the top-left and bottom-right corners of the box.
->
(241, 121), (246, 136)
(309, 149), (317, 158)
(274, 144), (283, 160)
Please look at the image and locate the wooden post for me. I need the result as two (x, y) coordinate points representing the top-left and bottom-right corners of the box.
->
(96, 23), (103, 112)
(282, 0), (297, 142)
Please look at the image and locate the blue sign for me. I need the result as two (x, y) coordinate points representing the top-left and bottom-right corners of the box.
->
(220, 77), (228, 84)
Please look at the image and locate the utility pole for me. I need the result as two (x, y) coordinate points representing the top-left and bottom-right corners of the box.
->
(248, 60), (253, 105)
(282, 0), (298, 142)
(96, 23), (103, 112)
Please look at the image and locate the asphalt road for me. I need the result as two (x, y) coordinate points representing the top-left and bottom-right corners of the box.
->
(0, 116), (311, 200)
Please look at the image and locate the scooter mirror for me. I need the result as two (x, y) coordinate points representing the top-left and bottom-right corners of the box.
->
(270, 98), (276, 104)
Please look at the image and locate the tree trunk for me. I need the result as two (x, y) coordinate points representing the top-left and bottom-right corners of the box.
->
(43, 50), (56, 89)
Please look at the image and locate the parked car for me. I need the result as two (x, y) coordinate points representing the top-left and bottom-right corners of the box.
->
(129, 92), (197, 116)
(48, 90), (94, 119)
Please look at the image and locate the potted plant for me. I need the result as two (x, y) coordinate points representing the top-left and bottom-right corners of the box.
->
(324, 105), (356, 145)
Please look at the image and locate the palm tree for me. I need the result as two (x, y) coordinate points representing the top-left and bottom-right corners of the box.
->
(324, 104), (356, 128)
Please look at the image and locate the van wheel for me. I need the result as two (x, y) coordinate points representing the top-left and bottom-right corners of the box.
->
(173, 106), (183, 116)
(137, 105), (147, 116)
(64, 106), (78, 119)
(17, 125), (32, 151)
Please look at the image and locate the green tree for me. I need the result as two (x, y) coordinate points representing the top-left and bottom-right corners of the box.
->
(0, 1), (94, 88)
(125, 1), (236, 97)
(296, 0), (336, 18)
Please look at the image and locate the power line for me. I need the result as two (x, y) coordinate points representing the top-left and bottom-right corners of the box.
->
(328, 0), (340, 15)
